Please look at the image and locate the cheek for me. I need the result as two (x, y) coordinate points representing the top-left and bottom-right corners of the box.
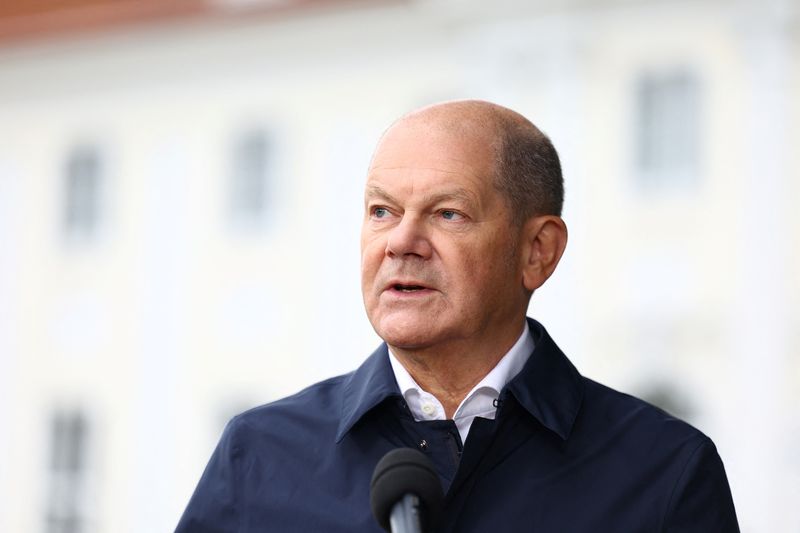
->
(360, 257), (375, 294)
(360, 241), (384, 288)
(440, 239), (493, 270)
(453, 243), (518, 294)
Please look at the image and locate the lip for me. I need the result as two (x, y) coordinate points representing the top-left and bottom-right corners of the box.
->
(383, 279), (432, 290)
(382, 279), (436, 297)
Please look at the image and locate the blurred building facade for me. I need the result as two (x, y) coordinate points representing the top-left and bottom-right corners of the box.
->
(0, 0), (797, 531)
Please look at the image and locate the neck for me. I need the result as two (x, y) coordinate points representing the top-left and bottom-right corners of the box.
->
(390, 320), (526, 418)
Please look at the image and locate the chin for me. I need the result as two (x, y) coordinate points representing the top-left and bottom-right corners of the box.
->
(372, 314), (441, 350)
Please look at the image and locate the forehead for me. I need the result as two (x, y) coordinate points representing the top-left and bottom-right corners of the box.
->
(366, 119), (497, 197)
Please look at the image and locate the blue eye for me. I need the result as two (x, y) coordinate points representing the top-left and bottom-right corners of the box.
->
(373, 207), (389, 218)
(441, 210), (462, 221)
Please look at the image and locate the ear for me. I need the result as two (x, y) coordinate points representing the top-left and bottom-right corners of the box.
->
(520, 216), (568, 292)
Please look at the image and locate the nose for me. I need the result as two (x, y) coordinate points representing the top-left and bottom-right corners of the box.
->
(386, 214), (432, 259)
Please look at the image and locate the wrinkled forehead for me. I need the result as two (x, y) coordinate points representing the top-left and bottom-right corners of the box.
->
(363, 117), (505, 216)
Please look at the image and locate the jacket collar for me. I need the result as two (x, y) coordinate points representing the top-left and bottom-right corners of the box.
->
(336, 343), (400, 442)
(505, 318), (584, 441)
(335, 318), (584, 443)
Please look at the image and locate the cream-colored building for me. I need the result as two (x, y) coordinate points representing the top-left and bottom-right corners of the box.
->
(0, 0), (797, 531)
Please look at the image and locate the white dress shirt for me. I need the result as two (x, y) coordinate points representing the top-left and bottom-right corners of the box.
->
(388, 322), (534, 444)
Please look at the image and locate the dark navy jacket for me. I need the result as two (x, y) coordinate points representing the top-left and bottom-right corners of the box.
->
(176, 319), (739, 532)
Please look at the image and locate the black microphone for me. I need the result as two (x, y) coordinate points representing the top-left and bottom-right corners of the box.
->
(370, 448), (445, 533)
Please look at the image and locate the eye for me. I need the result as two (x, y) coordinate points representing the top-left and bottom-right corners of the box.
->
(371, 206), (391, 219)
(440, 210), (464, 221)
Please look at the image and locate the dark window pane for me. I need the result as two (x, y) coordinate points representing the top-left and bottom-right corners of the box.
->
(46, 409), (88, 533)
(635, 70), (701, 188)
(64, 147), (102, 237)
(230, 129), (272, 223)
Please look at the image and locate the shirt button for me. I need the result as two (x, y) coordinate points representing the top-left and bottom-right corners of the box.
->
(421, 403), (436, 417)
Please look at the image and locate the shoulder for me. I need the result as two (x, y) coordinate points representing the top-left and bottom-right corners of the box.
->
(576, 377), (713, 463)
(562, 378), (738, 531)
(223, 372), (354, 446)
(584, 377), (703, 434)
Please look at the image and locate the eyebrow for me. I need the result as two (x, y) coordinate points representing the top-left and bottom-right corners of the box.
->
(364, 185), (478, 207)
(364, 185), (398, 204)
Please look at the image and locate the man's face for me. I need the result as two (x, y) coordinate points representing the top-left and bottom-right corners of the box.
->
(360, 119), (528, 352)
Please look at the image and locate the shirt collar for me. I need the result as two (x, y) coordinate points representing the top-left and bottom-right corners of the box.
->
(470, 321), (533, 398)
(336, 318), (584, 442)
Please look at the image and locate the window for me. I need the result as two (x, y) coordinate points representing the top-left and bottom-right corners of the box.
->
(634, 69), (702, 188)
(229, 129), (273, 226)
(46, 409), (89, 533)
(63, 146), (103, 238)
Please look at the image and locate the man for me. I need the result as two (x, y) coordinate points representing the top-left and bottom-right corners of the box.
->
(176, 100), (739, 532)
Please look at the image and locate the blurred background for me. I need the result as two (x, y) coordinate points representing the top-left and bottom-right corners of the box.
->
(0, 0), (797, 531)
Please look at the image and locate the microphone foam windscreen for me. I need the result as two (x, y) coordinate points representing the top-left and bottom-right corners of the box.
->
(369, 447), (444, 531)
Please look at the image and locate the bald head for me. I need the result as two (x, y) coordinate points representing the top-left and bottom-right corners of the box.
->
(376, 100), (564, 225)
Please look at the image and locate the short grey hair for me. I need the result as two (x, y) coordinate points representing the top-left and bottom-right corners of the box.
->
(493, 114), (564, 224)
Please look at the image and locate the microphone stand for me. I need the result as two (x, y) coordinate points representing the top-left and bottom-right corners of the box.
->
(389, 494), (423, 533)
